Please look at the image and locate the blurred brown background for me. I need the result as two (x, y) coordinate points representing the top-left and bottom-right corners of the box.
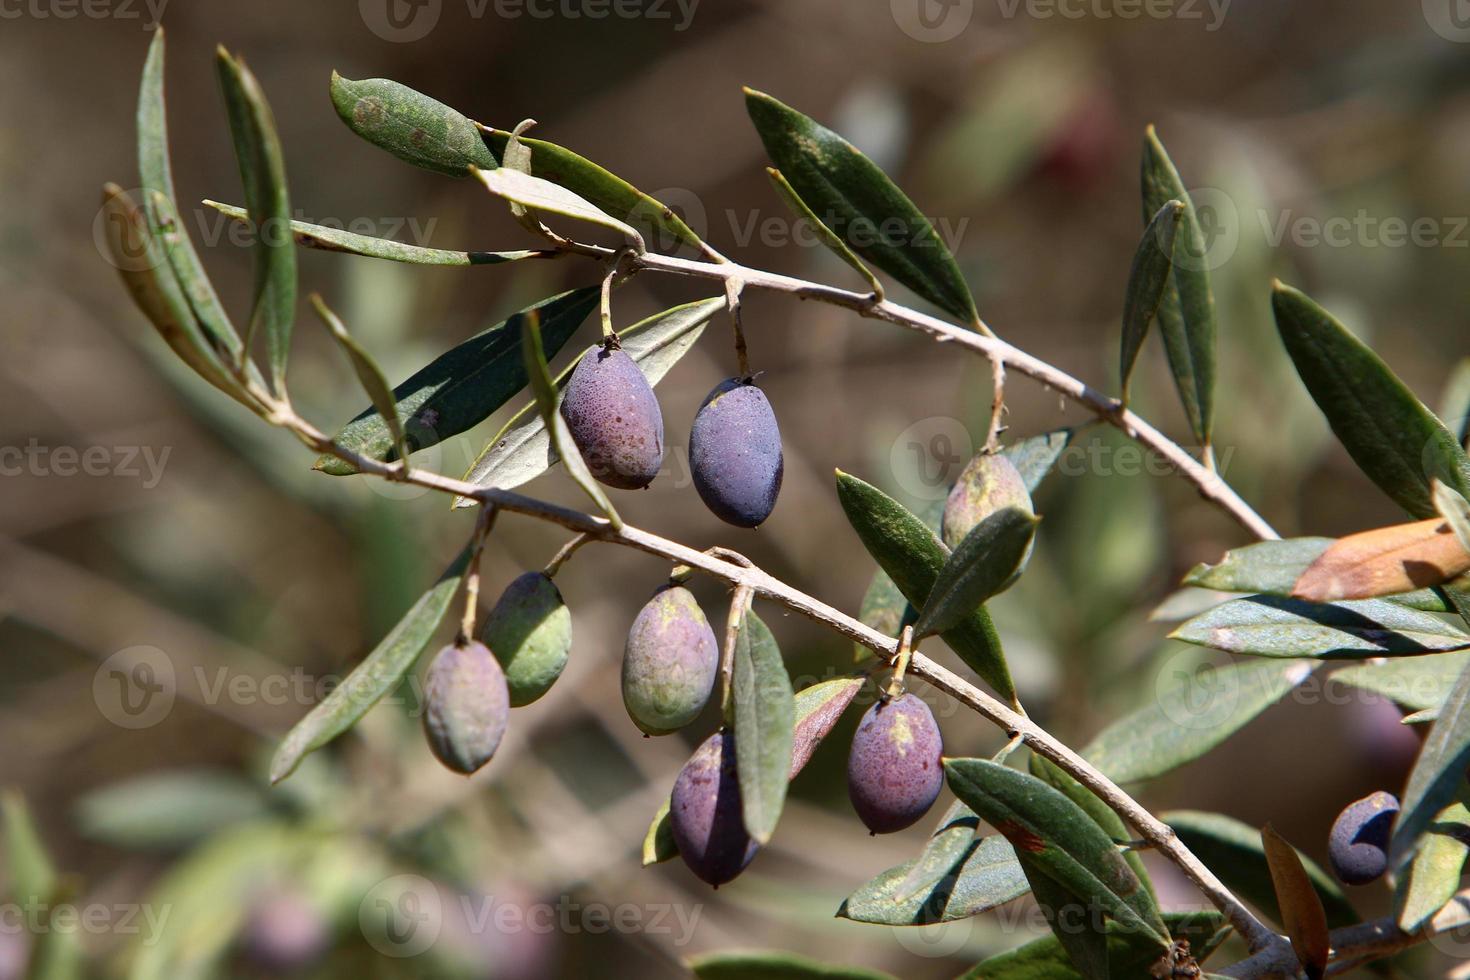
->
(4, 0), (1470, 976)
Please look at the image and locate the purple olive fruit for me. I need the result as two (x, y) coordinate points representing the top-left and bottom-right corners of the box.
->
(689, 378), (783, 528)
(670, 730), (759, 886)
(1328, 791), (1398, 886)
(847, 693), (944, 834)
(942, 453), (1033, 550)
(483, 572), (572, 707)
(422, 640), (510, 774)
(559, 343), (664, 489)
(622, 585), (719, 736)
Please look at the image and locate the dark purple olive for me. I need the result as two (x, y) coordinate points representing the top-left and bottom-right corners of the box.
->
(559, 343), (664, 489)
(689, 378), (783, 527)
(847, 693), (944, 834)
(1328, 791), (1398, 886)
(669, 730), (759, 886)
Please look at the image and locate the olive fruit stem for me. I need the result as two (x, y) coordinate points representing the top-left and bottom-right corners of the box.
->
(719, 584), (754, 716)
(456, 504), (498, 644)
(882, 625), (914, 701)
(724, 277), (751, 379)
(985, 357), (1007, 453)
(543, 532), (589, 578)
(990, 732), (1024, 764)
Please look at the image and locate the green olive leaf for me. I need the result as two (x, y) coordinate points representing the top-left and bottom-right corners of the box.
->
(913, 507), (1039, 638)
(689, 951), (896, 980)
(1395, 789), (1470, 933)
(766, 167), (882, 296)
(310, 296), (408, 467)
(1120, 199), (1184, 402)
(1393, 658), (1470, 872)
(958, 911), (1230, 980)
(1000, 428), (1075, 494)
(330, 73), (496, 177)
(1171, 595), (1470, 659)
(474, 166), (645, 250)
(732, 609), (794, 845)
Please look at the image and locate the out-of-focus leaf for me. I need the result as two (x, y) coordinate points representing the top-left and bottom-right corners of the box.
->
(732, 610), (794, 845)
(1439, 358), (1470, 445)
(688, 951), (896, 980)
(330, 73), (496, 177)
(216, 46), (296, 392)
(205, 201), (548, 265)
(136, 31), (244, 365)
(944, 759), (1168, 944)
(315, 287), (598, 474)
(474, 167), (644, 248)
(839, 801), (1028, 925)
(1292, 518), (1470, 603)
(914, 507), (1038, 637)
(766, 167), (882, 295)
(1030, 756), (1152, 900)
(645, 677), (863, 865)
(835, 471), (1014, 701)
(270, 545), (471, 783)
(1141, 127), (1216, 448)
(958, 911), (1229, 980)
(1272, 282), (1470, 519)
(1000, 429), (1074, 494)
(1436, 481), (1470, 554)
(1120, 199), (1184, 401)
(1332, 652), (1469, 713)
(457, 297), (721, 501)
(3, 791), (57, 902)
(519, 309), (621, 528)
(745, 89), (978, 324)
(1396, 790), (1470, 933)
(482, 127), (704, 252)
(1260, 824), (1330, 978)
(74, 771), (266, 850)
(1163, 811), (1357, 929)
(1393, 658), (1470, 871)
(1083, 658), (1317, 783)
(311, 296), (408, 467)
(1171, 595), (1470, 659)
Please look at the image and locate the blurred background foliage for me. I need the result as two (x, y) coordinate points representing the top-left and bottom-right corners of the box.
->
(2, 1), (1469, 976)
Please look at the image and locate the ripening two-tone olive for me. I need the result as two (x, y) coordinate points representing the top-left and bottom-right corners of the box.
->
(622, 586), (719, 736)
(847, 693), (944, 834)
(942, 453), (1034, 550)
(422, 641), (510, 774)
(483, 572), (572, 707)
(1328, 791), (1399, 886)
(689, 378), (783, 528)
(669, 729), (759, 886)
(559, 343), (664, 489)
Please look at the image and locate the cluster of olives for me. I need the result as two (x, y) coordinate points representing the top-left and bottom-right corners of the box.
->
(1327, 791), (1399, 886)
(560, 340), (785, 528)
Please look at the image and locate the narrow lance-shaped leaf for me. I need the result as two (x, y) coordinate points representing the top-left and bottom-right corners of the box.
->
(1172, 595), (1470, 659)
(1435, 480), (1470, 554)
(217, 47), (296, 393)
(1261, 824), (1331, 979)
(270, 544), (472, 784)
(330, 73), (497, 177)
(457, 297), (723, 502)
(1083, 658), (1317, 783)
(1272, 281), (1470, 518)
(1292, 518), (1470, 603)
(136, 30), (244, 364)
(3, 791), (57, 903)
(1392, 658), (1470, 872)
(519, 309), (622, 529)
(1120, 199), (1184, 401)
(1331, 652), (1469, 714)
(689, 951), (897, 980)
(944, 758), (1169, 945)
(1395, 789), (1470, 933)
(1162, 810), (1357, 929)
(1031, 755), (1153, 901)
(852, 570), (914, 664)
(645, 677), (861, 865)
(1019, 856), (1110, 980)
(316, 286), (598, 474)
(959, 911), (1231, 980)
(482, 126), (706, 253)
(474, 166), (646, 251)
(766, 167), (882, 297)
(310, 295), (408, 467)
(913, 507), (1038, 638)
(732, 609), (794, 845)
(205, 201), (551, 266)
(1141, 127), (1217, 449)
(1000, 427), (1074, 493)
(835, 471), (1015, 702)
(745, 89), (978, 325)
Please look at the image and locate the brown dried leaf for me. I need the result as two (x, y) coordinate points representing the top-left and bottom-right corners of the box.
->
(1292, 518), (1470, 603)
(1261, 824), (1330, 980)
